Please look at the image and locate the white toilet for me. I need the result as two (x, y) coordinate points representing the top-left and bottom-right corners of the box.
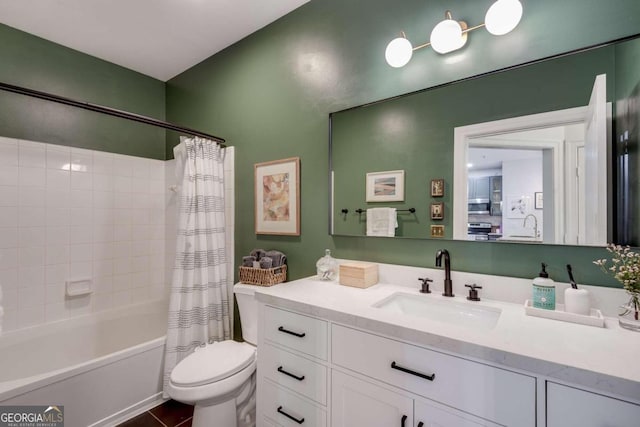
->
(167, 283), (260, 427)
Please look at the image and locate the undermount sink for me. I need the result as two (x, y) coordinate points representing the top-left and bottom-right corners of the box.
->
(373, 292), (502, 330)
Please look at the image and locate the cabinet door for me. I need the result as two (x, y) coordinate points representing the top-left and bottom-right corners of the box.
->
(467, 178), (475, 199)
(547, 382), (640, 427)
(332, 370), (413, 427)
(474, 176), (491, 200)
(414, 399), (499, 427)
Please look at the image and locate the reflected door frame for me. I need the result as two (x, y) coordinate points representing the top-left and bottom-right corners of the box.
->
(453, 106), (588, 243)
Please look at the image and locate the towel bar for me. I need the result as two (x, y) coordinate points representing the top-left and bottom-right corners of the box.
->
(352, 207), (416, 214)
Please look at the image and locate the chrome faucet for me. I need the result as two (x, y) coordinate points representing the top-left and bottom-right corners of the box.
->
(435, 249), (454, 297)
(523, 214), (539, 238)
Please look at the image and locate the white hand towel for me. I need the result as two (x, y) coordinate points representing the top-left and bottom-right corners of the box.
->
(366, 208), (398, 237)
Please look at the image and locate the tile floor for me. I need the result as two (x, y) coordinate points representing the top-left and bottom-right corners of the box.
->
(117, 400), (194, 427)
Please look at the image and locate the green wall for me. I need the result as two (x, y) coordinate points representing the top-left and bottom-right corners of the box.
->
(0, 24), (167, 159)
(333, 45), (616, 238)
(167, 0), (640, 287)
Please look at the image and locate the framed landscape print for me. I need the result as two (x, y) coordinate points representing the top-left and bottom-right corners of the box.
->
(366, 170), (405, 202)
(254, 157), (300, 235)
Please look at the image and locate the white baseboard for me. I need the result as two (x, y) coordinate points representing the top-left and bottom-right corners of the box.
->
(89, 392), (167, 427)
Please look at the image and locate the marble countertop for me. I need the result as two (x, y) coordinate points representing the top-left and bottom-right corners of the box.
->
(255, 275), (640, 402)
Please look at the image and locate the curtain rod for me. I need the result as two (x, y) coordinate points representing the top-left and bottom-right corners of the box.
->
(0, 81), (227, 147)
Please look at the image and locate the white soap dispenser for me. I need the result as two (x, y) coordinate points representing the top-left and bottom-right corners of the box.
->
(564, 264), (591, 315)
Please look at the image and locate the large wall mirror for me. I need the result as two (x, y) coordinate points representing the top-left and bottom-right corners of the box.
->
(330, 34), (640, 247)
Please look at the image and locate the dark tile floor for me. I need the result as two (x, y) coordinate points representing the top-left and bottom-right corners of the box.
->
(117, 400), (194, 427)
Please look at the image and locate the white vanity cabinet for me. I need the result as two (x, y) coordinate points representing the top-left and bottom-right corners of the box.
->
(258, 306), (329, 427)
(255, 274), (640, 427)
(332, 369), (500, 427)
(257, 304), (534, 427)
(331, 324), (535, 427)
(546, 382), (640, 427)
(332, 370), (414, 427)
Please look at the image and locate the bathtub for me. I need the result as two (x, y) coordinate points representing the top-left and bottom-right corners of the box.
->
(0, 300), (169, 427)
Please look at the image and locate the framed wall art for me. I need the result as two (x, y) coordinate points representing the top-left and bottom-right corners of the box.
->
(430, 178), (444, 197)
(430, 224), (445, 238)
(254, 157), (300, 235)
(430, 202), (444, 220)
(366, 170), (405, 202)
(505, 195), (529, 219)
(535, 192), (543, 210)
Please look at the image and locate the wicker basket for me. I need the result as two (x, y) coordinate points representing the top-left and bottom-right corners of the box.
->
(239, 265), (287, 286)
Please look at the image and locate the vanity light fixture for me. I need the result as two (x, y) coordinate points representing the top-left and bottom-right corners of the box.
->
(385, 0), (523, 67)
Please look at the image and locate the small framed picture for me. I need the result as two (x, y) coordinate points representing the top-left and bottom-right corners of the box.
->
(430, 224), (445, 238)
(430, 202), (444, 220)
(430, 179), (444, 197)
(535, 192), (543, 210)
(366, 170), (405, 202)
(254, 157), (300, 235)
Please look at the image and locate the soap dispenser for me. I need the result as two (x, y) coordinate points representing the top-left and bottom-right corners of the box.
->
(532, 262), (556, 310)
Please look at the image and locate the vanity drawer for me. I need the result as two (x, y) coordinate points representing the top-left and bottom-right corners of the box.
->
(262, 418), (280, 427)
(264, 306), (328, 360)
(331, 324), (536, 427)
(261, 343), (328, 405)
(263, 380), (327, 427)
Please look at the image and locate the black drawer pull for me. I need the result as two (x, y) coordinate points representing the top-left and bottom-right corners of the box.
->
(277, 366), (306, 381)
(417, 422), (424, 427)
(277, 406), (305, 424)
(391, 361), (436, 381)
(278, 326), (306, 338)
(401, 414), (408, 427)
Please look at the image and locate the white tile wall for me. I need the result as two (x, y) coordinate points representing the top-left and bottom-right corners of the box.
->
(0, 137), (168, 332)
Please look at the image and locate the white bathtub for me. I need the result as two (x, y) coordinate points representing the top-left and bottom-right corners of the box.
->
(0, 300), (169, 427)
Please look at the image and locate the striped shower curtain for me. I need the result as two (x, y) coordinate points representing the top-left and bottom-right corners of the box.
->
(163, 136), (230, 395)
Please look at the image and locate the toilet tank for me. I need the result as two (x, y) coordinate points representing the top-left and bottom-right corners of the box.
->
(234, 284), (259, 345)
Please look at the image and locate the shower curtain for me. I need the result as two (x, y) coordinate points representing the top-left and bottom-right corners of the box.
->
(163, 136), (230, 394)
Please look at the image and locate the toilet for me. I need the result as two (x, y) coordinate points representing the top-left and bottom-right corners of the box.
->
(167, 283), (260, 427)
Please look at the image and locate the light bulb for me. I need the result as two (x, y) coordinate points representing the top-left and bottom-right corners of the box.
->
(430, 16), (467, 54)
(485, 0), (523, 36)
(385, 37), (413, 68)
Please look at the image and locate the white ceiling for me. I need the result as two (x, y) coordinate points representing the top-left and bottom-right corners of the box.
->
(0, 0), (310, 81)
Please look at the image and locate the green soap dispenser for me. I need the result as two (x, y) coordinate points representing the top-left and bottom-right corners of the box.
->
(532, 262), (556, 310)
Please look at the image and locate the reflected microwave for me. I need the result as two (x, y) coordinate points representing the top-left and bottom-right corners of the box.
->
(468, 199), (491, 215)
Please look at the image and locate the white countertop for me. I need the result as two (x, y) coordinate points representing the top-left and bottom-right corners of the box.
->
(254, 274), (640, 403)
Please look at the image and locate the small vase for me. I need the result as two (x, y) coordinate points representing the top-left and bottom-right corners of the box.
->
(618, 294), (640, 332)
(316, 249), (338, 281)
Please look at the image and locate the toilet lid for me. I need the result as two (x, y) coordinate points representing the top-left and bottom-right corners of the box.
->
(171, 341), (256, 387)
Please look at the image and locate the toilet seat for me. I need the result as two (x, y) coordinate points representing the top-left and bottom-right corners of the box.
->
(171, 341), (256, 387)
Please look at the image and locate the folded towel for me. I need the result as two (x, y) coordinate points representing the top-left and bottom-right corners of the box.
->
(250, 248), (266, 260)
(242, 256), (256, 267)
(366, 208), (398, 237)
(265, 250), (287, 267)
(260, 257), (273, 269)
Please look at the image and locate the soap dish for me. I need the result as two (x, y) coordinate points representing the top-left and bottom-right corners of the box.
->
(524, 300), (605, 328)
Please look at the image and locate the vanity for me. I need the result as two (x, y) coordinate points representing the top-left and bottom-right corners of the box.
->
(254, 263), (640, 427)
